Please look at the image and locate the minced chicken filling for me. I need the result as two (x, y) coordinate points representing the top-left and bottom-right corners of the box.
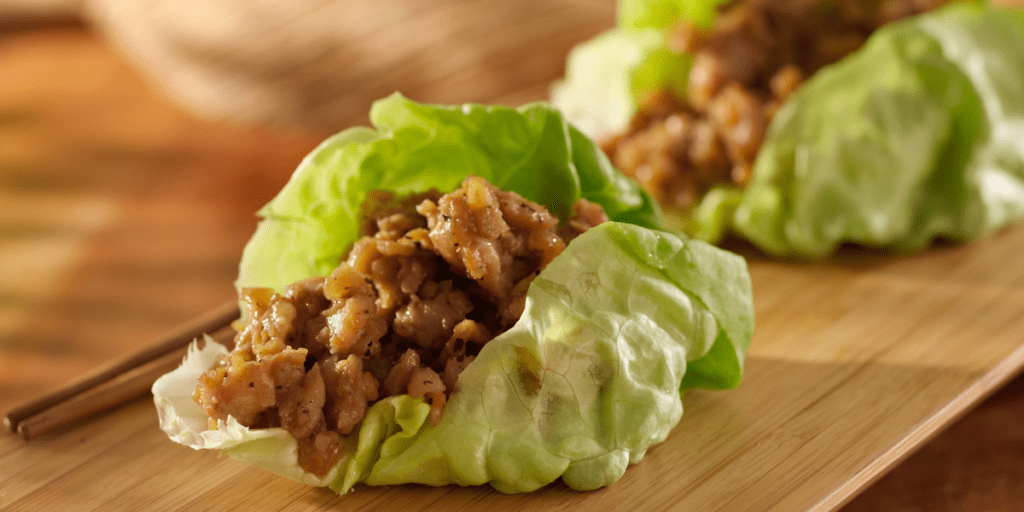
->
(603, 0), (950, 211)
(194, 176), (608, 476)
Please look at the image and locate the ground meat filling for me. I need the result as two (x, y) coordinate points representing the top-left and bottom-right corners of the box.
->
(604, 0), (950, 212)
(194, 176), (608, 476)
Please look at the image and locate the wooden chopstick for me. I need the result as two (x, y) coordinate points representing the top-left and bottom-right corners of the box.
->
(15, 324), (237, 440)
(4, 300), (240, 438)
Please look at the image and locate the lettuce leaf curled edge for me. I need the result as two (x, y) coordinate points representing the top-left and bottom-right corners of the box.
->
(553, 2), (1024, 258)
(152, 94), (755, 493)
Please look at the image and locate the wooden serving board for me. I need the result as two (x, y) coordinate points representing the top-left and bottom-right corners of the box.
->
(3, 223), (1024, 511)
(2, 3), (1024, 510)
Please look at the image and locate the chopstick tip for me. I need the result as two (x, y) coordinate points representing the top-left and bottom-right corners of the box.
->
(4, 300), (238, 441)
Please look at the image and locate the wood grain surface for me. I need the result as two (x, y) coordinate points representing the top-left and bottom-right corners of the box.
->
(1, 4), (1024, 511)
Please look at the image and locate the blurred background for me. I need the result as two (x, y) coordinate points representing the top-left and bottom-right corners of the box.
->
(0, 0), (616, 413)
(0, 0), (1021, 509)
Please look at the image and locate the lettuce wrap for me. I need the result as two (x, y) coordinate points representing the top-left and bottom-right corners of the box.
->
(153, 94), (755, 493)
(552, 1), (1024, 258)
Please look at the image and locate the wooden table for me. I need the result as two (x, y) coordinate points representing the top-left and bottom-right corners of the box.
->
(2, 5), (1023, 511)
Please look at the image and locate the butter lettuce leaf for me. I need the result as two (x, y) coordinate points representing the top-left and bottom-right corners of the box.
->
(734, 4), (1024, 257)
(237, 93), (660, 292)
(352, 222), (752, 493)
(154, 95), (753, 493)
(550, 28), (669, 140)
(553, 0), (724, 140)
(618, 0), (728, 30)
(553, 3), (1024, 257)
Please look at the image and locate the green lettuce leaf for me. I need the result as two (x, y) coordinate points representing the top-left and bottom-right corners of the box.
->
(553, 2), (1024, 258)
(734, 4), (1024, 257)
(552, 0), (724, 140)
(237, 93), (661, 293)
(153, 95), (754, 493)
(348, 222), (752, 493)
(550, 28), (669, 140)
(618, 0), (728, 30)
